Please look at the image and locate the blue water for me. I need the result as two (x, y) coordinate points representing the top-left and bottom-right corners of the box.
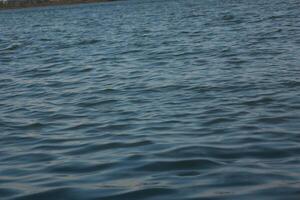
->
(1, 0), (300, 199)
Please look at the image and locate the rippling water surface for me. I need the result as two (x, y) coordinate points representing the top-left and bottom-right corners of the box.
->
(1, 0), (300, 199)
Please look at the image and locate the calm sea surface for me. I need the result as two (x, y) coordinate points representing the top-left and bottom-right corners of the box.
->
(1, 0), (300, 199)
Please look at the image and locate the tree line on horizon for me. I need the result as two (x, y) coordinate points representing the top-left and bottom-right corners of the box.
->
(0, 0), (111, 9)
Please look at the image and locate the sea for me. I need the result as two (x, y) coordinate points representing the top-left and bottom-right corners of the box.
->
(1, 0), (300, 199)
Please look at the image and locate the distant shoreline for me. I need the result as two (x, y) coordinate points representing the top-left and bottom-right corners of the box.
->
(0, 0), (115, 10)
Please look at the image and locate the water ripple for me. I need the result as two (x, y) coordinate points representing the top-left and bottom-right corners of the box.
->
(1, 0), (300, 199)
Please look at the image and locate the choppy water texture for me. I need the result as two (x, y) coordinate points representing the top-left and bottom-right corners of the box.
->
(1, 0), (300, 199)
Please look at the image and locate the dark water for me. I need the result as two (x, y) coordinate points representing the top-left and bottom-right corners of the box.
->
(1, 0), (300, 199)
